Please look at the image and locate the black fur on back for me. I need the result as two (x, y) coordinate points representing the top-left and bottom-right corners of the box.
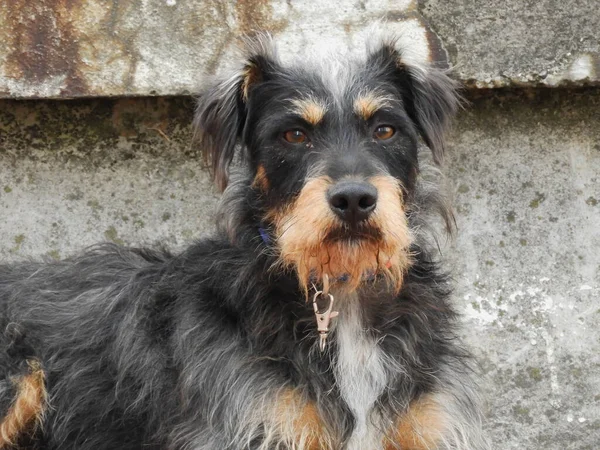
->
(0, 239), (468, 449)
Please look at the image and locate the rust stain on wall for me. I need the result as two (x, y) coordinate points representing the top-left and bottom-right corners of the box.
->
(234, 0), (288, 35)
(2, 0), (595, 99)
(3, 0), (88, 97)
(99, 0), (141, 93)
(199, 0), (290, 75)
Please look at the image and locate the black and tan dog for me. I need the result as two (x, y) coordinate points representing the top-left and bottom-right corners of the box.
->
(0, 35), (487, 449)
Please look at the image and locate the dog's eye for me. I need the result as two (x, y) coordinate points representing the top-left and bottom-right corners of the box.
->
(283, 129), (307, 144)
(374, 125), (395, 140)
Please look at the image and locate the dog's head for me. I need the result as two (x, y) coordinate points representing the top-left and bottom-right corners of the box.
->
(194, 35), (459, 294)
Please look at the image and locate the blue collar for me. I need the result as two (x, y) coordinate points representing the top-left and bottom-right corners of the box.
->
(258, 227), (271, 245)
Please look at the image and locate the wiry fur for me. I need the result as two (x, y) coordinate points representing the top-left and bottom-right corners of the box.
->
(0, 34), (487, 449)
(268, 175), (412, 294)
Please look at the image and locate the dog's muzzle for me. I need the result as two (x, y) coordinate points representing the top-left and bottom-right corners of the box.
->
(327, 181), (377, 227)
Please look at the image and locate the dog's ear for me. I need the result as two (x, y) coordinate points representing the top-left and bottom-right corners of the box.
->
(193, 35), (277, 191)
(368, 43), (460, 164)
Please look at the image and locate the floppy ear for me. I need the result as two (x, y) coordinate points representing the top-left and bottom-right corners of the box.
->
(193, 36), (277, 191)
(193, 74), (245, 192)
(369, 43), (460, 164)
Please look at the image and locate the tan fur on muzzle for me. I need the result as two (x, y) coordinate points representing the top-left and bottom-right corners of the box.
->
(269, 175), (412, 294)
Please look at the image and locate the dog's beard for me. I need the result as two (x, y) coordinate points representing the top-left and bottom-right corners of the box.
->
(270, 175), (413, 295)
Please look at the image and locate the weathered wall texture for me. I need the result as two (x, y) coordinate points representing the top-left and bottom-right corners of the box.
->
(448, 91), (600, 449)
(0, 97), (215, 258)
(0, 0), (439, 98)
(1, 91), (599, 448)
(423, 0), (600, 87)
(1, 0), (599, 99)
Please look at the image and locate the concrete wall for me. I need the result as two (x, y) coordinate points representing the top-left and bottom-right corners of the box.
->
(0, 98), (215, 258)
(447, 90), (599, 449)
(1, 90), (598, 449)
(1, 0), (598, 98)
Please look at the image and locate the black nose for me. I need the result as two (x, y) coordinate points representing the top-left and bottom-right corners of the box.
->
(327, 181), (378, 225)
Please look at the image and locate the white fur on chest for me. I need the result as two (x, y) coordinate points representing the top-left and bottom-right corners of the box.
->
(334, 295), (389, 450)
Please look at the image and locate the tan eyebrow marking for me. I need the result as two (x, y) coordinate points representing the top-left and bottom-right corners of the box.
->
(290, 97), (328, 125)
(354, 92), (392, 120)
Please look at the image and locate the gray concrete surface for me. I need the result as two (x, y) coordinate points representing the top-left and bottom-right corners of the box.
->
(423, 0), (600, 88)
(447, 90), (600, 449)
(0, 97), (218, 258)
(1, 0), (599, 99)
(1, 90), (599, 448)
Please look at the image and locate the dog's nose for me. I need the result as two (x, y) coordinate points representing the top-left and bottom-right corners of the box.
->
(327, 181), (378, 225)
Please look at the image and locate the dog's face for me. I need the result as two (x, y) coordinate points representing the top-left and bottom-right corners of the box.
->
(195, 36), (458, 293)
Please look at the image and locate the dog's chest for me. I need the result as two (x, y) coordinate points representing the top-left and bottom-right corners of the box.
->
(333, 296), (389, 450)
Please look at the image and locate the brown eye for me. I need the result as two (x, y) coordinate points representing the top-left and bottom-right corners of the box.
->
(374, 125), (395, 140)
(283, 129), (307, 144)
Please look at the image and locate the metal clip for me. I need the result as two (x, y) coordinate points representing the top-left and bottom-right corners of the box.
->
(313, 274), (338, 352)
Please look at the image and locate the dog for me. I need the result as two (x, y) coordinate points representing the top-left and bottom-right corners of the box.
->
(0, 34), (487, 449)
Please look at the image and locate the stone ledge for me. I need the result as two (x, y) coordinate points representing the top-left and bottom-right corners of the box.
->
(0, 0), (598, 99)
